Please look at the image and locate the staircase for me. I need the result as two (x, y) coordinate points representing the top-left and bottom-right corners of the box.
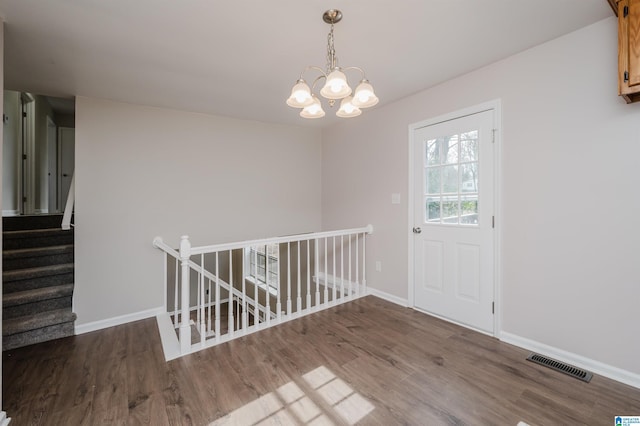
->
(2, 214), (76, 350)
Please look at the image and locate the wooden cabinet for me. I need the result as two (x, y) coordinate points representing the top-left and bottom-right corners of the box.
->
(616, 0), (640, 103)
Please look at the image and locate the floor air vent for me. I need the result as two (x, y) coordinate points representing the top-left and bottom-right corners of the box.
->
(526, 353), (593, 382)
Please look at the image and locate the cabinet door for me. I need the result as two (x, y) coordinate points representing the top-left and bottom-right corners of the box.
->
(619, 0), (640, 102)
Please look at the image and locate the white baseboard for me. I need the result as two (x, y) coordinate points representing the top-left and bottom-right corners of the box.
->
(2, 210), (19, 216)
(75, 306), (165, 335)
(501, 331), (640, 389)
(366, 287), (409, 307)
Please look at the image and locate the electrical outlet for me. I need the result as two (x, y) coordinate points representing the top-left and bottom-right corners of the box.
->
(375, 261), (382, 272)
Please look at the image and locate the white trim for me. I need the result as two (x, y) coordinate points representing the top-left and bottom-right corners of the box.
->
(1, 210), (19, 216)
(407, 99), (502, 338)
(501, 331), (640, 389)
(156, 313), (181, 361)
(33, 208), (49, 214)
(75, 306), (164, 335)
(367, 288), (409, 307)
(0, 411), (10, 426)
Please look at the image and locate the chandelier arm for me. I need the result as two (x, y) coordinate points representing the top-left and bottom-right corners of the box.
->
(310, 75), (327, 92)
(298, 66), (327, 81)
(341, 66), (367, 80)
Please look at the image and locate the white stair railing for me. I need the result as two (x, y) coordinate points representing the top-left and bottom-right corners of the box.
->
(153, 225), (373, 360)
(61, 172), (75, 230)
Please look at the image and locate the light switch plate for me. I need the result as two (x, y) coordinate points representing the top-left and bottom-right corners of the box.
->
(391, 193), (401, 204)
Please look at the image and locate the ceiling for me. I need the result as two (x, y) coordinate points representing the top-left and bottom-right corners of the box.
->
(0, 1), (613, 128)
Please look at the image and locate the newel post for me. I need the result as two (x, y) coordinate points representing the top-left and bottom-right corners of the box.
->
(179, 235), (192, 354)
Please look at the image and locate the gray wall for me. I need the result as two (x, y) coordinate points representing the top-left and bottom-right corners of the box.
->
(321, 17), (640, 376)
(74, 97), (322, 326)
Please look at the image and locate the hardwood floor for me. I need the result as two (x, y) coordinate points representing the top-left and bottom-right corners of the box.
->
(4, 296), (640, 425)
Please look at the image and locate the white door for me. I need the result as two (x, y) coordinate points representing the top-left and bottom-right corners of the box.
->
(58, 127), (75, 209)
(412, 109), (495, 333)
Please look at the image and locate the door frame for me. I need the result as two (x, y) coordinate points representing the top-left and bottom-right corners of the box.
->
(407, 99), (503, 337)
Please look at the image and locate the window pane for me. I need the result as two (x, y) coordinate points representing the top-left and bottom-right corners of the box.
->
(442, 165), (458, 194)
(460, 133), (478, 162)
(426, 198), (440, 222)
(442, 199), (459, 224)
(460, 198), (478, 224)
(426, 138), (441, 166)
(444, 135), (459, 164)
(426, 168), (441, 194)
(460, 163), (478, 192)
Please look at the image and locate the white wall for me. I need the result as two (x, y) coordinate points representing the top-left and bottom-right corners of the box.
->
(322, 17), (640, 376)
(75, 97), (322, 326)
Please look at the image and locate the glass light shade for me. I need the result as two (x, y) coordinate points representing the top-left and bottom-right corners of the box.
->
(336, 96), (361, 118)
(320, 69), (352, 100)
(300, 95), (325, 119)
(286, 80), (314, 108)
(351, 80), (379, 108)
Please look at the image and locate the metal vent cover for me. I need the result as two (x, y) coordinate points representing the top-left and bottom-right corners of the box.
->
(526, 353), (593, 382)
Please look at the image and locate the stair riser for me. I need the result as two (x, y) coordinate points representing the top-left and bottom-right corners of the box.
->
(3, 215), (65, 231)
(3, 296), (72, 320)
(3, 272), (74, 293)
(3, 321), (75, 351)
(3, 253), (74, 270)
(3, 234), (74, 250)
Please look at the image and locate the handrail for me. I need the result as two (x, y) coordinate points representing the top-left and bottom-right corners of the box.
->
(61, 172), (75, 230)
(152, 237), (274, 320)
(189, 225), (373, 255)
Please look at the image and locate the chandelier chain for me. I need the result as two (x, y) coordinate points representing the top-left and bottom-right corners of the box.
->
(326, 23), (337, 71)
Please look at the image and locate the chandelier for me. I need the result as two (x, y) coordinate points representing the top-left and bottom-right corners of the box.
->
(286, 9), (379, 119)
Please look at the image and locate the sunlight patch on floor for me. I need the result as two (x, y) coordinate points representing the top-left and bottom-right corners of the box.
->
(210, 365), (374, 425)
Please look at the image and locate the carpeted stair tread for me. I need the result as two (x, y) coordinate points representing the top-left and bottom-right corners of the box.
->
(3, 309), (77, 336)
(3, 322), (75, 351)
(3, 263), (74, 282)
(3, 284), (74, 308)
(3, 244), (74, 259)
(2, 244), (74, 270)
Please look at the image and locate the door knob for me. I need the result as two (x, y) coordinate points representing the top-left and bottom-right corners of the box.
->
(63, 174), (69, 177)
(413, 227), (422, 234)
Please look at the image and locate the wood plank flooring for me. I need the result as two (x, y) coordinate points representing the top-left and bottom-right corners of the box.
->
(4, 296), (640, 425)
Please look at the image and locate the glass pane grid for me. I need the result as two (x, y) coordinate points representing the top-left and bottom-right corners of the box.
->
(423, 131), (479, 226)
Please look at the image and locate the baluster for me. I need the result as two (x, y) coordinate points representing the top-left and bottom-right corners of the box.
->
(362, 232), (367, 295)
(207, 277), (212, 335)
(265, 244), (271, 325)
(254, 246), (259, 327)
(174, 256), (179, 328)
(215, 252), (220, 342)
(332, 236), (336, 304)
(196, 261), (201, 328)
(324, 237), (328, 305)
(276, 244), (282, 322)
(306, 240), (311, 312)
(200, 254), (205, 346)
(287, 242), (292, 317)
(179, 236), (191, 354)
(296, 241), (302, 315)
(242, 249), (247, 333)
(340, 235), (345, 301)
(228, 250), (234, 337)
(314, 239), (320, 309)
(356, 233), (360, 297)
(348, 234), (352, 299)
